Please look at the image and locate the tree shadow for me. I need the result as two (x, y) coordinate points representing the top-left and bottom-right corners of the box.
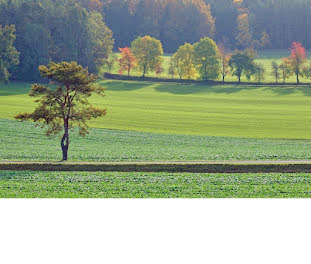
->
(103, 81), (150, 92)
(0, 82), (31, 96)
(155, 83), (260, 95)
(261, 85), (311, 96)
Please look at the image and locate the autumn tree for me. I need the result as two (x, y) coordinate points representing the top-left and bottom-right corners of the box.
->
(254, 63), (265, 83)
(131, 36), (164, 77)
(155, 63), (164, 78)
(193, 37), (220, 80)
(171, 43), (197, 80)
(279, 58), (292, 83)
(286, 42), (307, 84)
(271, 61), (280, 83)
(218, 43), (231, 83)
(0, 24), (19, 83)
(228, 49), (256, 83)
(15, 62), (106, 161)
(235, 13), (253, 49)
(118, 47), (136, 76)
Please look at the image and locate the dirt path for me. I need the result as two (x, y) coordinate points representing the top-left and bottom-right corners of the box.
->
(1, 160), (311, 165)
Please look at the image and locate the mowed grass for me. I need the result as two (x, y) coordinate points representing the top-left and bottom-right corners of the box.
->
(1, 119), (311, 161)
(1, 79), (311, 138)
(1, 170), (311, 198)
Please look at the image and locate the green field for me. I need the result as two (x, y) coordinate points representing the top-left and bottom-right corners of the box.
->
(1, 170), (311, 198)
(1, 79), (311, 139)
(1, 119), (311, 161)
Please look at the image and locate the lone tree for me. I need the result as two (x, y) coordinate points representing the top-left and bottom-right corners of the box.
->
(0, 24), (19, 83)
(131, 36), (163, 77)
(15, 61), (106, 161)
(229, 50), (256, 83)
(118, 47), (136, 76)
(287, 42), (306, 84)
(193, 37), (220, 81)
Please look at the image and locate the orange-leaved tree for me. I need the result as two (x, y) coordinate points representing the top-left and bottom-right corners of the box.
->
(118, 47), (136, 76)
(287, 42), (306, 84)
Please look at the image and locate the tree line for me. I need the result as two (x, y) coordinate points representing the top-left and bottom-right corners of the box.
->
(109, 35), (309, 84)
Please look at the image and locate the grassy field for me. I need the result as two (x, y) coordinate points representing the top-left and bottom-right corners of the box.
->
(1, 170), (311, 198)
(1, 119), (311, 161)
(104, 50), (311, 83)
(1, 79), (311, 139)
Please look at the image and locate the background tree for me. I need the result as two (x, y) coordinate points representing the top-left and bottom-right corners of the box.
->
(171, 43), (197, 80)
(168, 60), (176, 79)
(86, 11), (114, 73)
(103, 53), (117, 74)
(131, 36), (164, 77)
(0, 1), (114, 81)
(228, 49), (256, 83)
(254, 63), (265, 83)
(193, 37), (220, 80)
(155, 63), (164, 78)
(279, 58), (292, 83)
(15, 61), (106, 161)
(218, 43), (231, 83)
(285, 41), (306, 84)
(0, 24), (19, 83)
(271, 61), (280, 83)
(170, 54), (183, 80)
(302, 63), (311, 80)
(118, 47), (136, 76)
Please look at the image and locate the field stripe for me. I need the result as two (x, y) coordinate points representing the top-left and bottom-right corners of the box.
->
(1, 161), (311, 173)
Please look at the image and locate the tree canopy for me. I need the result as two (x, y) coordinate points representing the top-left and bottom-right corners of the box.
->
(131, 36), (164, 77)
(0, 24), (19, 83)
(0, 0), (113, 81)
(15, 61), (106, 161)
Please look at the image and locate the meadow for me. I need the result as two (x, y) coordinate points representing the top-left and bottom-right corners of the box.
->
(1, 78), (311, 139)
(1, 170), (311, 198)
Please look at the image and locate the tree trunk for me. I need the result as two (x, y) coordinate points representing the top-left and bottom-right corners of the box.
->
(223, 75), (225, 83)
(297, 74), (299, 84)
(238, 76), (241, 83)
(61, 123), (69, 161)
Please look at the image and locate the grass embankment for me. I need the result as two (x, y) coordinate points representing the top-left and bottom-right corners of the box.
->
(1, 79), (311, 139)
(1, 171), (311, 198)
(1, 119), (311, 162)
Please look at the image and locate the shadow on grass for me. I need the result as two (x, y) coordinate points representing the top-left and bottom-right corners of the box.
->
(0, 82), (32, 96)
(103, 81), (150, 92)
(155, 83), (311, 96)
(155, 83), (260, 95)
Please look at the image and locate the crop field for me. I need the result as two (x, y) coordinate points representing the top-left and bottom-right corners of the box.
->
(1, 119), (311, 161)
(1, 79), (311, 139)
(1, 170), (311, 198)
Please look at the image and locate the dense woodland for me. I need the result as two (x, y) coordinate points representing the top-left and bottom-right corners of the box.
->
(1, 0), (311, 81)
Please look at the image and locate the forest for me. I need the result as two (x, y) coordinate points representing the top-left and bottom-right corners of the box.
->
(1, 0), (311, 81)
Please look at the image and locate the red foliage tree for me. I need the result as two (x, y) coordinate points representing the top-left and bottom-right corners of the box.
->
(118, 47), (137, 76)
(288, 42), (306, 84)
